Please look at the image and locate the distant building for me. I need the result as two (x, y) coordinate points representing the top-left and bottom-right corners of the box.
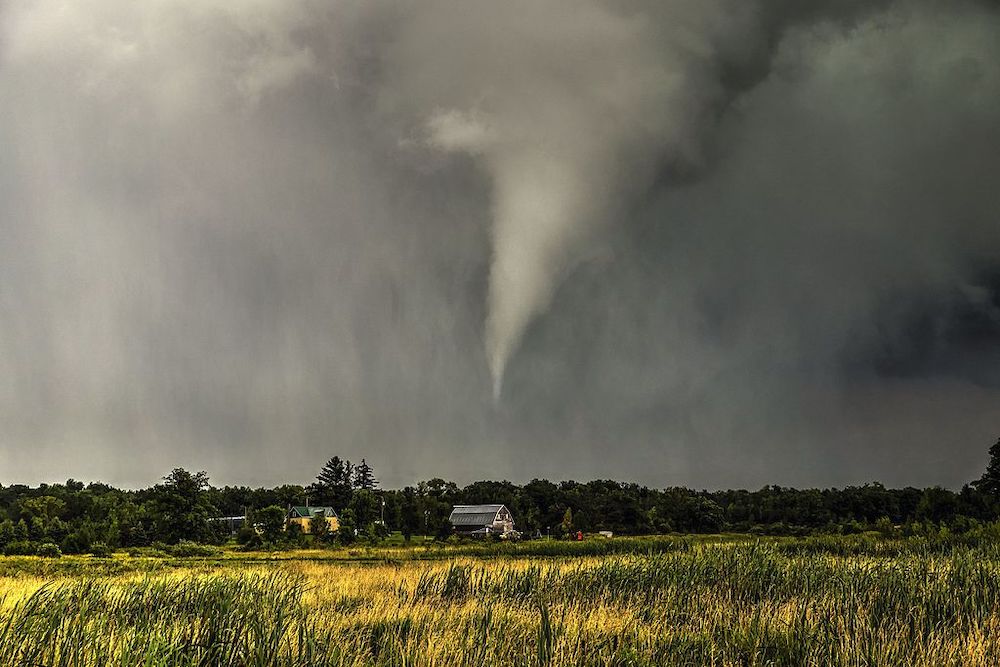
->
(208, 515), (248, 535)
(449, 504), (517, 538)
(286, 506), (339, 534)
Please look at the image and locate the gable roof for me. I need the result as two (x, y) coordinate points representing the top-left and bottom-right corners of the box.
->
(449, 504), (507, 527)
(289, 506), (338, 519)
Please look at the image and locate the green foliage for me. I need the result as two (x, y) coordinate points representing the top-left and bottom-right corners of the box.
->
(875, 516), (897, 538)
(4, 541), (35, 556)
(36, 542), (62, 558)
(435, 519), (453, 542)
(285, 522), (307, 548)
(61, 531), (92, 555)
(13, 520), (28, 542)
(314, 455), (353, 510)
(309, 512), (330, 539)
(0, 520), (15, 550)
(0, 440), (996, 553)
(89, 542), (113, 558)
(337, 509), (357, 546)
(164, 540), (221, 557)
(560, 508), (574, 538)
(150, 469), (215, 544)
(255, 506), (287, 545)
(400, 487), (421, 541)
(236, 524), (261, 549)
(348, 489), (381, 528)
(360, 521), (390, 545)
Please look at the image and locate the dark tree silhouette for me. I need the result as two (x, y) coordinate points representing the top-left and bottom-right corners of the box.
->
(353, 459), (378, 490)
(314, 457), (353, 510)
(974, 438), (1000, 496)
(316, 456), (347, 488)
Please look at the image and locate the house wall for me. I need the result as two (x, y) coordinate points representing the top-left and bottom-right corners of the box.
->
(287, 516), (339, 534)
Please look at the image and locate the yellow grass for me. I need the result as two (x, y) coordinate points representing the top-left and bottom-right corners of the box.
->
(0, 539), (997, 665)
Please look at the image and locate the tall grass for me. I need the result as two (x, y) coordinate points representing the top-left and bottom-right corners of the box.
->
(0, 538), (998, 665)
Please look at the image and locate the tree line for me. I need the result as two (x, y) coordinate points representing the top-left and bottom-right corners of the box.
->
(1, 441), (999, 555)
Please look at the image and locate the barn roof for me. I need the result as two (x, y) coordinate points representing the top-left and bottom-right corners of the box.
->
(449, 504), (505, 527)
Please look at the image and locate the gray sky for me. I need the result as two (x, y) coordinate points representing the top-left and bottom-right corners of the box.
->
(1, 0), (998, 490)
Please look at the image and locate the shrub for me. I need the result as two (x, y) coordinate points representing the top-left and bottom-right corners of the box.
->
(236, 528), (264, 551)
(435, 519), (453, 542)
(37, 542), (62, 558)
(90, 542), (114, 558)
(874, 516), (897, 538)
(236, 524), (259, 546)
(167, 540), (221, 558)
(4, 540), (36, 556)
(285, 522), (307, 548)
(61, 532), (92, 555)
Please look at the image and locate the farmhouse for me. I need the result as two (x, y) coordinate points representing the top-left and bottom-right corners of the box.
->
(286, 506), (339, 534)
(449, 504), (517, 538)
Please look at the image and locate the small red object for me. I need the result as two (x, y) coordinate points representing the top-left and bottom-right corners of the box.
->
(576, 530), (583, 541)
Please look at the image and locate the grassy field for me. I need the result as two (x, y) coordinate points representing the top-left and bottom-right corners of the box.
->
(0, 535), (998, 666)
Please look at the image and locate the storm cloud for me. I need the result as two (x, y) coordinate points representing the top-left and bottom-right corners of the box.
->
(0, 0), (998, 489)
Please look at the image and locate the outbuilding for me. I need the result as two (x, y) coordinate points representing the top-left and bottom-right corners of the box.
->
(449, 504), (517, 538)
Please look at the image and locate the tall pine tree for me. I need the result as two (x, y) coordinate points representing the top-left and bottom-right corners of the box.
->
(316, 456), (346, 489)
(314, 456), (353, 511)
(353, 459), (378, 490)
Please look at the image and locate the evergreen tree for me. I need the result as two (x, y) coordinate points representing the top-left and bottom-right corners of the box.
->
(353, 459), (378, 490)
(316, 456), (346, 489)
(974, 438), (1000, 496)
(314, 457), (353, 511)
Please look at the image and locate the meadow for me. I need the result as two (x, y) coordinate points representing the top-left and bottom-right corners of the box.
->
(0, 535), (998, 666)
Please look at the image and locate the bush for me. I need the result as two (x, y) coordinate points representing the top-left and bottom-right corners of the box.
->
(37, 542), (62, 558)
(236, 524), (259, 546)
(237, 529), (264, 551)
(90, 542), (114, 558)
(61, 532), (92, 555)
(841, 520), (865, 535)
(127, 547), (169, 558)
(874, 516), (897, 539)
(4, 540), (36, 556)
(435, 519), (453, 542)
(285, 522), (307, 548)
(167, 540), (221, 558)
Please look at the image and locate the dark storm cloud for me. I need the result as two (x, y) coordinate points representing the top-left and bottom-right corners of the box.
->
(0, 0), (997, 489)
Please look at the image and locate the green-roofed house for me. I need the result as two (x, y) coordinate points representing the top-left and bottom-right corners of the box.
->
(286, 506), (339, 534)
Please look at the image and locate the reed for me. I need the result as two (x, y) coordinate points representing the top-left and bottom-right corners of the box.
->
(0, 537), (997, 665)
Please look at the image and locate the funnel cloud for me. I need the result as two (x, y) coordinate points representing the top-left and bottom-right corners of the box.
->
(0, 0), (998, 489)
